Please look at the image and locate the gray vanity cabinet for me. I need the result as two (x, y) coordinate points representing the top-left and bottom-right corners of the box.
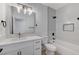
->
(0, 39), (41, 55)
(4, 46), (34, 55)
(20, 46), (33, 55)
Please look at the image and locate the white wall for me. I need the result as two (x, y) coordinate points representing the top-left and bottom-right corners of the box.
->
(28, 3), (48, 36)
(56, 4), (79, 54)
(48, 7), (56, 43)
(0, 4), (6, 38)
(29, 4), (56, 43)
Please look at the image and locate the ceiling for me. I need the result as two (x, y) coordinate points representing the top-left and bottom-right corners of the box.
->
(9, 3), (68, 10)
(42, 3), (68, 10)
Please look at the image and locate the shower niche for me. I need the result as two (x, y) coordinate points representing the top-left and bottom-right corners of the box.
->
(63, 23), (74, 32)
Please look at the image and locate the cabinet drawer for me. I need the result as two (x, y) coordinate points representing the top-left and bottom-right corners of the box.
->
(34, 47), (41, 51)
(34, 40), (41, 55)
(34, 40), (41, 46)
(20, 46), (33, 55)
(34, 48), (41, 55)
(34, 44), (41, 50)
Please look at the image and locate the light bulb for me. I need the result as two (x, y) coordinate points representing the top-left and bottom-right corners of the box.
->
(27, 8), (33, 15)
(17, 6), (20, 13)
(16, 5), (22, 13)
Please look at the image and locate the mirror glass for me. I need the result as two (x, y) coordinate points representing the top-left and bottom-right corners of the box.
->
(10, 6), (36, 34)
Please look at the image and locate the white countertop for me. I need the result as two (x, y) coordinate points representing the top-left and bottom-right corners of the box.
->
(0, 36), (48, 46)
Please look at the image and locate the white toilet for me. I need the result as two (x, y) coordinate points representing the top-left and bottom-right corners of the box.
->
(42, 37), (56, 55)
(45, 43), (56, 55)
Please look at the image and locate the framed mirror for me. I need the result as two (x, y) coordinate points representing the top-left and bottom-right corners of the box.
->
(10, 6), (36, 34)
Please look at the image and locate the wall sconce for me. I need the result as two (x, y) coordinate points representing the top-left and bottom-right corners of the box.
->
(15, 4), (22, 13)
(16, 3), (33, 15)
(24, 7), (27, 14)
(1, 20), (7, 28)
(27, 7), (33, 15)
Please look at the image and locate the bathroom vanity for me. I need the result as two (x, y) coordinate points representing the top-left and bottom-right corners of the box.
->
(0, 36), (44, 55)
(0, 4), (41, 55)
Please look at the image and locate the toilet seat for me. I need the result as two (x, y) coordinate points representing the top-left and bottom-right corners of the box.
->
(45, 43), (56, 51)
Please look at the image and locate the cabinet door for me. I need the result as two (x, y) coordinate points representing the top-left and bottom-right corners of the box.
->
(20, 46), (33, 55)
(34, 46), (41, 55)
(4, 50), (18, 55)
